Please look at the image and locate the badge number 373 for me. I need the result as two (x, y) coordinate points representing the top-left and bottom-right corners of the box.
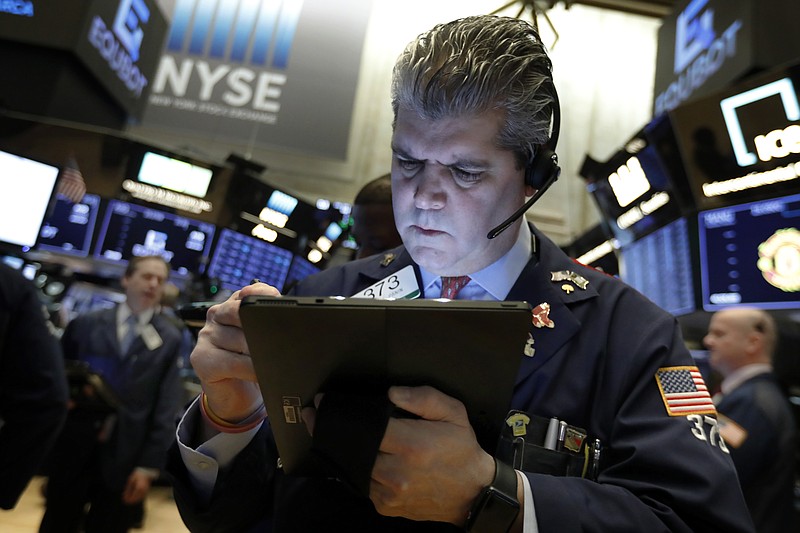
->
(361, 275), (401, 298)
(687, 414), (730, 453)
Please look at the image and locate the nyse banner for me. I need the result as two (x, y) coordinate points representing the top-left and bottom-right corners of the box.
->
(143, 0), (372, 160)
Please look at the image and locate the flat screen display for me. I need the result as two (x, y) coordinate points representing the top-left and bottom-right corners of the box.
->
(586, 117), (690, 247)
(93, 200), (216, 278)
(207, 228), (293, 291)
(283, 254), (321, 291)
(698, 192), (800, 310)
(137, 151), (214, 198)
(60, 281), (126, 323)
(619, 217), (698, 316)
(669, 62), (800, 211)
(37, 193), (100, 256)
(0, 149), (59, 249)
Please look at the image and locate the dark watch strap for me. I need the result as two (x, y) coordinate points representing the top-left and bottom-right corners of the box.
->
(465, 458), (520, 533)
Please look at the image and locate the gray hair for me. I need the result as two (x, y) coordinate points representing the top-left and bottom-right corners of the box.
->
(391, 15), (556, 169)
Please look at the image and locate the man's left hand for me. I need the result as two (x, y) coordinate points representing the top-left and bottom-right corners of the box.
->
(122, 469), (154, 504)
(370, 385), (495, 525)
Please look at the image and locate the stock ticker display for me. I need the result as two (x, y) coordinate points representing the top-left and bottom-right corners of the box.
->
(620, 217), (698, 317)
(38, 193), (101, 257)
(698, 192), (800, 310)
(207, 227), (293, 291)
(93, 199), (216, 278)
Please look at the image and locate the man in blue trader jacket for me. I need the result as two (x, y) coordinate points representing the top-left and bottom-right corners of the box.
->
(167, 15), (754, 533)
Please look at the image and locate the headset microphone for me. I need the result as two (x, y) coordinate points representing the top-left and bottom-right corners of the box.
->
(486, 162), (560, 239)
(487, 87), (562, 240)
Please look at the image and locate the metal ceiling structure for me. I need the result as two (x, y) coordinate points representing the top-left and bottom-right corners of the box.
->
(570, 0), (675, 18)
(492, 0), (676, 20)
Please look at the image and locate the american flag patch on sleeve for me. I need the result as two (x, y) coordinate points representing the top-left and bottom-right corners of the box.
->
(655, 366), (716, 416)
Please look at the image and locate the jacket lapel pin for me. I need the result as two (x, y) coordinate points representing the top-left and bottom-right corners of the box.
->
(550, 270), (589, 290)
(523, 333), (535, 357)
(531, 302), (555, 329)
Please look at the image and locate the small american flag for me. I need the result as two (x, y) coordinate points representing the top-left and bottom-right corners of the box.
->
(655, 366), (716, 417)
(56, 158), (86, 204)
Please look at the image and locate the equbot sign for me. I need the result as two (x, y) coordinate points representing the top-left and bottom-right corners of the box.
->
(87, 0), (151, 97)
(143, 0), (373, 160)
(74, 0), (168, 117)
(653, 0), (746, 117)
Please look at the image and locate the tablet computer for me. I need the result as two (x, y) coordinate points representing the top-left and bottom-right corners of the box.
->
(238, 295), (532, 476)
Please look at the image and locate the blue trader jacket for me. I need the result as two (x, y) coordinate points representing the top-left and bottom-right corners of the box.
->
(168, 224), (754, 532)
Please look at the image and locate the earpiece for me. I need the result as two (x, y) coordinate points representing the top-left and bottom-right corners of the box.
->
(524, 85), (561, 191)
(487, 85), (562, 240)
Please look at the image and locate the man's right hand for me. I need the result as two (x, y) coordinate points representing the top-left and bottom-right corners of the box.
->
(189, 282), (281, 423)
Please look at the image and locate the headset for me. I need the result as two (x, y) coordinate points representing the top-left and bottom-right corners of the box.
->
(486, 85), (562, 239)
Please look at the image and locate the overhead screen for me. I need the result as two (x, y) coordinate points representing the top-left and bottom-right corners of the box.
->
(669, 61), (800, 211)
(0, 149), (59, 249)
(38, 193), (101, 256)
(207, 227), (293, 291)
(586, 116), (693, 247)
(698, 192), (800, 310)
(619, 217), (698, 316)
(284, 254), (321, 291)
(93, 199), (216, 277)
(137, 151), (214, 198)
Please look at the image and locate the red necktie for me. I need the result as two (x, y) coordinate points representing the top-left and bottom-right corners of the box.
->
(440, 275), (471, 299)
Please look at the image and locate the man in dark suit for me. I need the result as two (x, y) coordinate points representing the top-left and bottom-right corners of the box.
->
(40, 255), (183, 533)
(0, 263), (68, 510)
(167, 15), (754, 533)
(705, 307), (798, 533)
(351, 173), (402, 260)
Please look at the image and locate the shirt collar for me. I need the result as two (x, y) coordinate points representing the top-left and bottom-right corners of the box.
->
(720, 363), (773, 395)
(419, 222), (532, 300)
(118, 303), (155, 327)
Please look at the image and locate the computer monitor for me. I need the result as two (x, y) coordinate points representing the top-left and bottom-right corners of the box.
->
(93, 199), (216, 278)
(0, 149), (59, 250)
(619, 217), (699, 316)
(698, 192), (800, 310)
(37, 193), (100, 256)
(60, 281), (126, 323)
(207, 227), (293, 291)
(283, 253), (321, 292)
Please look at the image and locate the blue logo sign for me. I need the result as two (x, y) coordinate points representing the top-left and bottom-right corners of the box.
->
(674, 0), (715, 74)
(0, 0), (33, 16)
(112, 0), (150, 62)
(167, 0), (303, 69)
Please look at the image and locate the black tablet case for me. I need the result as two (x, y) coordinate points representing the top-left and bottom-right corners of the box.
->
(239, 295), (532, 477)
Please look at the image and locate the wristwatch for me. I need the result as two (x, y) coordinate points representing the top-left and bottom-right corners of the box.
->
(464, 458), (520, 533)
